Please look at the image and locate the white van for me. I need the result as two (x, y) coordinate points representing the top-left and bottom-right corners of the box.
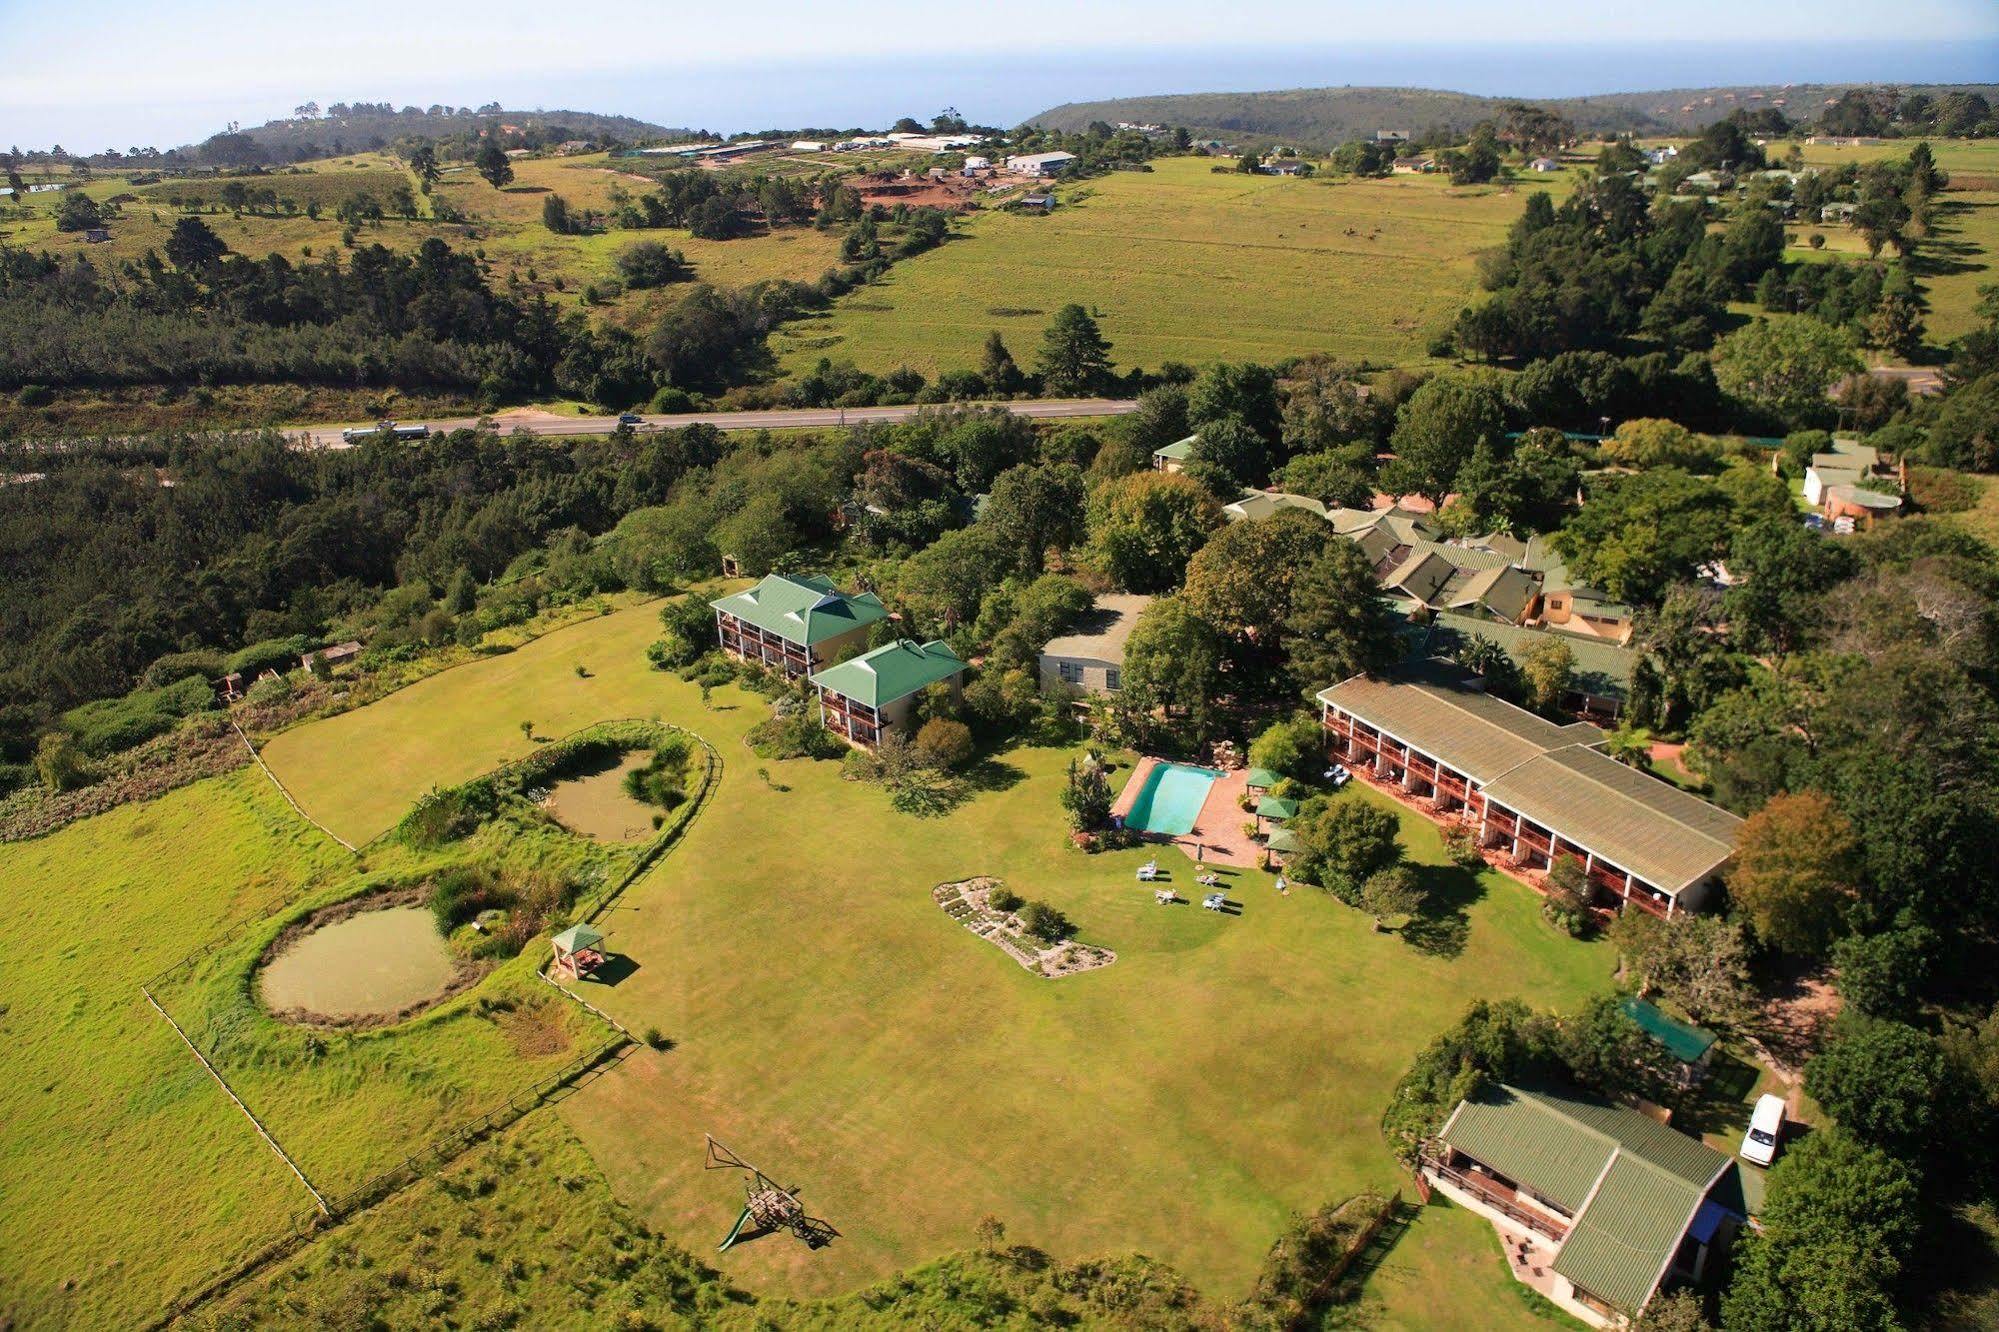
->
(1740, 1093), (1785, 1166)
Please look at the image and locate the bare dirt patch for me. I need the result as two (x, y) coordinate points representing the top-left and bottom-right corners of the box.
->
(490, 998), (574, 1058)
(932, 877), (1114, 979)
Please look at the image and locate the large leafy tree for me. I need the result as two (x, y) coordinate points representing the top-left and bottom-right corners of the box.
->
(1187, 360), (1280, 443)
(1382, 372), (1509, 506)
(1035, 304), (1114, 396)
(1282, 539), (1401, 694)
(1713, 318), (1862, 422)
(1180, 508), (1332, 644)
(1722, 1130), (1918, 1332)
(1085, 472), (1221, 594)
(981, 463), (1085, 576)
(474, 137), (514, 189)
(1805, 1016), (1949, 1163)
(1727, 791), (1857, 957)
(1723, 519), (1857, 656)
(1290, 797), (1402, 900)
(1120, 596), (1226, 730)
(1549, 469), (1733, 605)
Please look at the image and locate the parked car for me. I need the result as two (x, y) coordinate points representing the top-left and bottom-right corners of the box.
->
(1326, 764), (1352, 789)
(617, 412), (644, 426)
(1740, 1093), (1785, 1166)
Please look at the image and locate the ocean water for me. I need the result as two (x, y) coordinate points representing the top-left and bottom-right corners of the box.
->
(7, 39), (1995, 151)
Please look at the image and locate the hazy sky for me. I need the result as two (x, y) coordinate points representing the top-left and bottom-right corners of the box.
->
(4, 0), (1997, 149)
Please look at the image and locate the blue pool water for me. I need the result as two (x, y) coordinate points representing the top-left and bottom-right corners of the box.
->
(1122, 762), (1221, 836)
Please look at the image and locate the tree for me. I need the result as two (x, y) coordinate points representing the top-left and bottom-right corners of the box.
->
(1085, 472), (1220, 593)
(1120, 597), (1226, 729)
(980, 330), (1023, 394)
(1188, 361), (1280, 443)
(52, 191), (103, 232)
(1292, 798), (1401, 900)
(1727, 792), (1856, 957)
(541, 192), (575, 234)
(164, 215), (228, 270)
(1035, 304), (1113, 396)
(1278, 448), (1375, 510)
(1360, 864), (1425, 928)
(1549, 469), (1734, 605)
(1610, 913), (1753, 1029)
(1180, 508), (1332, 643)
(615, 241), (686, 289)
(913, 717), (975, 770)
(1382, 372), (1508, 506)
(1603, 722), (1653, 768)
(1632, 1290), (1712, 1332)
(34, 731), (93, 792)
(1806, 1016), (1947, 1162)
(712, 491), (798, 576)
(982, 462), (1085, 576)
(1600, 418), (1718, 471)
(1247, 715), (1321, 781)
(1187, 416), (1269, 492)
(1059, 753), (1113, 830)
(1018, 900), (1074, 943)
(1831, 926), (1935, 1021)
(475, 138), (514, 189)
(407, 141), (440, 194)
(1722, 1130), (1917, 1332)
(1282, 540), (1401, 693)
(1713, 319), (1863, 422)
(1559, 994), (1679, 1105)
(1518, 636), (1574, 714)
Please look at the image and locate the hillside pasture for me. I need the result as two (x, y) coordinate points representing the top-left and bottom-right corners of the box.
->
(773, 155), (1543, 378)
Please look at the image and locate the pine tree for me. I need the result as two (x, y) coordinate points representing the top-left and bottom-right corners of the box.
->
(1034, 304), (1112, 396)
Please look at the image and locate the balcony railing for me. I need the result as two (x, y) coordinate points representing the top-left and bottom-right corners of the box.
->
(1424, 1163), (1569, 1242)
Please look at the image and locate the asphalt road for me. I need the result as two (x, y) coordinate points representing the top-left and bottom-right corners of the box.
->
(289, 398), (1138, 448)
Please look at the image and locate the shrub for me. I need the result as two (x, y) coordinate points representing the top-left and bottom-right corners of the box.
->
(400, 780), (499, 847)
(912, 717), (974, 770)
(621, 741), (693, 809)
(645, 633), (698, 670)
(1018, 900), (1074, 943)
(428, 866), (497, 934)
(747, 711), (847, 761)
(990, 886), (1025, 913)
(34, 732), (94, 792)
(1542, 858), (1594, 937)
(225, 635), (308, 679)
(141, 649), (226, 690)
(61, 675), (215, 757)
(245, 672), (294, 706)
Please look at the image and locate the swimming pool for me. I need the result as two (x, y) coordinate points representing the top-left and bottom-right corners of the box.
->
(1122, 761), (1222, 836)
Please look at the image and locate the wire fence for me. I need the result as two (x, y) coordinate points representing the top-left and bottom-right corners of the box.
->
(141, 719), (723, 1326)
(147, 1035), (629, 1329)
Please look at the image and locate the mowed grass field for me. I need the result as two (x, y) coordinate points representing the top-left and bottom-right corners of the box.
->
(0, 769), (349, 1328)
(774, 156), (1547, 378)
(261, 595), (1608, 1321)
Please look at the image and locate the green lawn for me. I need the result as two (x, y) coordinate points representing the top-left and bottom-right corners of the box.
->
(774, 156), (1549, 378)
(260, 596), (1612, 1307)
(0, 769), (349, 1329)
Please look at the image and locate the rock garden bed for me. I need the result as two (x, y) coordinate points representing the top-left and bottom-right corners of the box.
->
(932, 876), (1115, 979)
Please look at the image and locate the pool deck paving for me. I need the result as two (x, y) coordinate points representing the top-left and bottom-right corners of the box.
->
(1113, 759), (1262, 869)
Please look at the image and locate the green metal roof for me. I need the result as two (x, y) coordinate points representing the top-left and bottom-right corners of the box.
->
(1264, 827), (1301, 853)
(551, 924), (603, 951)
(1153, 434), (1198, 462)
(1245, 767), (1282, 789)
(710, 573), (887, 647)
(810, 639), (965, 708)
(1619, 997), (1717, 1064)
(1438, 1084), (1734, 1317)
(1255, 795), (1298, 820)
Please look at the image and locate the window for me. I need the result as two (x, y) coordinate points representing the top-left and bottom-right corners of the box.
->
(1105, 668), (1121, 692)
(1057, 661), (1082, 684)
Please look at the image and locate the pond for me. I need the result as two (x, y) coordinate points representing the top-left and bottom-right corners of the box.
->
(542, 749), (661, 842)
(258, 906), (457, 1021)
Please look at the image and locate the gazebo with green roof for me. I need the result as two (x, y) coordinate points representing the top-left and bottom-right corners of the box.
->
(711, 573), (887, 679)
(1254, 794), (1298, 831)
(1244, 767), (1282, 792)
(550, 923), (607, 981)
(809, 639), (967, 750)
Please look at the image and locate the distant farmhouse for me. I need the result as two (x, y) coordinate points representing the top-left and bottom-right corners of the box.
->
(1005, 151), (1077, 178)
(1803, 438), (1903, 530)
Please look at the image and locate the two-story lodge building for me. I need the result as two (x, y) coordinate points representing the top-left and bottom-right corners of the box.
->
(1318, 668), (1741, 917)
(710, 574), (887, 679)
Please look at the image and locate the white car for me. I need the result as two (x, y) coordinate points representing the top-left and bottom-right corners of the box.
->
(1740, 1093), (1785, 1166)
(1326, 764), (1352, 789)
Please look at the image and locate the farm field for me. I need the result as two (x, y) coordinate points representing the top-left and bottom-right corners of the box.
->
(773, 155), (1550, 378)
(0, 150), (844, 336)
(259, 594), (1610, 1312)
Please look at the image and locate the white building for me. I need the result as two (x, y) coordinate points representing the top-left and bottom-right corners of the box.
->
(791, 141), (826, 152)
(962, 155), (992, 174)
(1005, 151), (1077, 178)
